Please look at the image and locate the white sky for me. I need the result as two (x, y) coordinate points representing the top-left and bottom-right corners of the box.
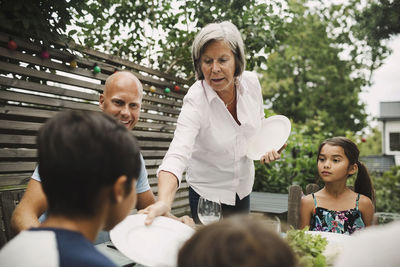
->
(360, 35), (400, 123)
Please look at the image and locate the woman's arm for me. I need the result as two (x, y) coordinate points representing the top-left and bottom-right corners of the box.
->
(299, 195), (314, 229)
(140, 171), (179, 225)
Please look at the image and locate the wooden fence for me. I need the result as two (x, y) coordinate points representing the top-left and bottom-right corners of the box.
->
(0, 32), (191, 243)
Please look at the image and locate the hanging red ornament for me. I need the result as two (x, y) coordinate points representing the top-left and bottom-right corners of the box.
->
(149, 86), (156, 93)
(93, 64), (101, 74)
(174, 85), (181, 92)
(7, 38), (17, 50)
(40, 48), (49, 59)
(361, 137), (366, 143)
(164, 87), (171, 93)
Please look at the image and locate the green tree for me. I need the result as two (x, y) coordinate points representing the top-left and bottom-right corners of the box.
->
(358, 127), (382, 156)
(0, 0), (86, 42)
(374, 166), (400, 213)
(69, 0), (284, 80)
(260, 0), (369, 136)
(354, 0), (400, 71)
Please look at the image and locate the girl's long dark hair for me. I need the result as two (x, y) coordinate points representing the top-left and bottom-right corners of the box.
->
(318, 136), (375, 203)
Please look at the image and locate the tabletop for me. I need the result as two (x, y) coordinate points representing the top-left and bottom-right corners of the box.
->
(96, 241), (144, 267)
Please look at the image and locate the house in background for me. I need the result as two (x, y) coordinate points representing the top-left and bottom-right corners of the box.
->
(378, 101), (400, 166)
(361, 101), (399, 174)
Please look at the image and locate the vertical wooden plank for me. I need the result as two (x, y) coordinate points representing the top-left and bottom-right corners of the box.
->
(0, 189), (25, 248)
(287, 185), (303, 229)
(0, 206), (7, 248)
(305, 183), (320, 195)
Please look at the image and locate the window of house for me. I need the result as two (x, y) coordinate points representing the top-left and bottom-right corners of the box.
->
(389, 132), (400, 151)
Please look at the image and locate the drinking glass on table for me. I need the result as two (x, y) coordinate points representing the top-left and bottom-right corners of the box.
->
(264, 216), (281, 233)
(197, 196), (221, 225)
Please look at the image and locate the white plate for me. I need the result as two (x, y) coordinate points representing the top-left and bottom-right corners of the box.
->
(110, 214), (195, 267)
(247, 115), (291, 160)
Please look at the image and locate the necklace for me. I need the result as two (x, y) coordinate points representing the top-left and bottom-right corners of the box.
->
(224, 88), (236, 108)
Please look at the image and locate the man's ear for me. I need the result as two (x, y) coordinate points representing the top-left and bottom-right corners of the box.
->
(112, 175), (127, 203)
(348, 163), (358, 176)
(99, 94), (105, 111)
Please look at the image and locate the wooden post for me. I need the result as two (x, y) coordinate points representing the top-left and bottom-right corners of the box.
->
(305, 183), (319, 195)
(0, 189), (25, 248)
(287, 185), (303, 229)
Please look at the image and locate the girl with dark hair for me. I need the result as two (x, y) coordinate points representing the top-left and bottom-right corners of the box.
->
(300, 137), (375, 235)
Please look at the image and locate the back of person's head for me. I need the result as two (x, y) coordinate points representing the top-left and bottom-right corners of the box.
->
(318, 136), (374, 201)
(192, 21), (246, 80)
(178, 215), (296, 267)
(38, 110), (141, 218)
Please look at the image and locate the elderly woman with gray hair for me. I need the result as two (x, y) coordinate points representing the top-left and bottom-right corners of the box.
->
(141, 21), (285, 224)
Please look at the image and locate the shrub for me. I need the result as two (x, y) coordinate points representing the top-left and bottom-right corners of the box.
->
(374, 166), (400, 213)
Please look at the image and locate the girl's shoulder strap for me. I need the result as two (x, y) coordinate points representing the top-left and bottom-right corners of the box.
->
(355, 193), (361, 209)
(312, 193), (318, 207)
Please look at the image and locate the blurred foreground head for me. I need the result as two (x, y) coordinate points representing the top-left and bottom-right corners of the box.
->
(38, 110), (141, 226)
(178, 215), (296, 267)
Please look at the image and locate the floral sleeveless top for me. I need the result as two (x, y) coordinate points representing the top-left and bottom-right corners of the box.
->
(309, 193), (365, 235)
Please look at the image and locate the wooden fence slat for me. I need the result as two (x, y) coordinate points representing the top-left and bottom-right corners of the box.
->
(132, 130), (173, 140)
(0, 76), (184, 108)
(0, 105), (57, 120)
(0, 34), (190, 89)
(0, 162), (36, 172)
(0, 148), (36, 158)
(142, 94), (183, 108)
(63, 42), (189, 86)
(0, 173), (31, 187)
(0, 90), (99, 112)
(0, 88), (181, 117)
(0, 42), (182, 90)
(0, 47), (110, 83)
(0, 76), (99, 102)
(138, 141), (171, 149)
(0, 135), (36, 145)
(0, 119), (42, 131)
(0, 61), (102, 91)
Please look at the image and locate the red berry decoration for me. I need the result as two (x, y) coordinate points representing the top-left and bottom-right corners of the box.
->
(174, 85), (181, 92)
(7, 39), (17, 50)
(361, 137), (366, 143)
(40, 49), (49, 59)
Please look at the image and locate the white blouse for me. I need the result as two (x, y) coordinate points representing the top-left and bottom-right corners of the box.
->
(157, 71), (265, 205)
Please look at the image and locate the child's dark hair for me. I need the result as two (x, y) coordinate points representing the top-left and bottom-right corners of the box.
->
(318, 136), (375, 202)
(178, 215), (296, 267)
(38, 110), (141, 218)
